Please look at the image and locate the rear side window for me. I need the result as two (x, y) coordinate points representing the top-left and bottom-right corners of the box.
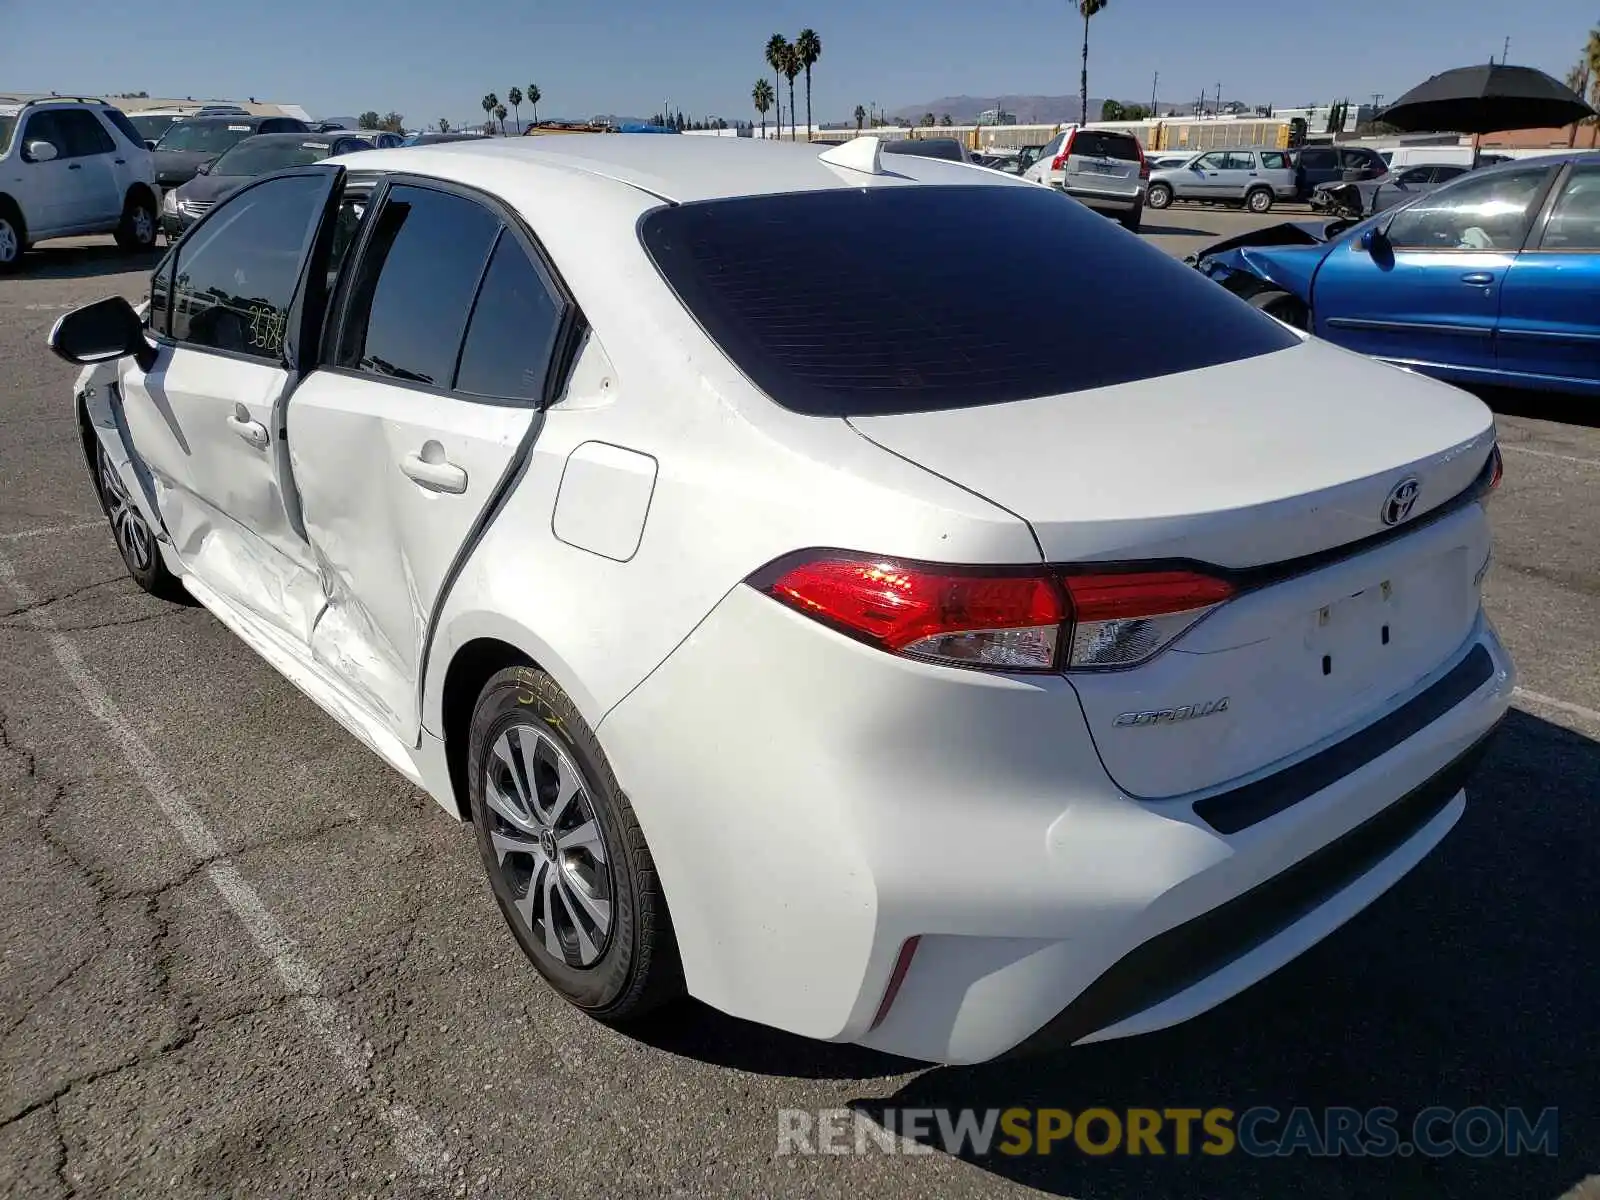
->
(641, 185), (1298, 417)
(1299, 148), (1336, 170)
(100, 108), (145, 148)
(1069, 132), (1140, 161)
(57, 110), (116, 156)
(1259, 151), (1289, 170)
(454, 233), (565, 403)
(335, 184), (500, 387)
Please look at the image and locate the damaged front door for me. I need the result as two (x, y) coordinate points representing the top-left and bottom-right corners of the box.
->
(117, 168), (347, 642)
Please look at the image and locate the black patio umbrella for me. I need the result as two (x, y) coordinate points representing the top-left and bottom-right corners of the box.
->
(1380, 63), (1595, 134)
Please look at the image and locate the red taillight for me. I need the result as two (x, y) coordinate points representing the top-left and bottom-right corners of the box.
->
(1050, 129), (1077, 172)
(762, 555), (1064, 671)
(1135, 143), (1151, 179)
(754, 553), (1236, 673)
(869, 936), (921, 1030)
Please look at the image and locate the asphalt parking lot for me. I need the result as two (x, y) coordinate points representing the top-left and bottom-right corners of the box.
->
(1, 215), (1596, 1200)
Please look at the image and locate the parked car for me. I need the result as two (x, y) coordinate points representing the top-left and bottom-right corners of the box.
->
(1022, 126), (1148, 230)
(125, 108), (195, 148)
(1145, 148), (1297, 213)
(1189, 153), (1600, 396)
(333, 129), (405, 150)
(1148, 152), (1193, 171)
(883, 137), (970, 163)
(0, 96), (160, 271)
(1292, 144), (1387, 199)
(150, 115), (310, 190)
(1310, 162), (1472, 218)
(160, 132), (373, 238)
(48, 135), (1511, 1066)
(401, 131), (488, 146)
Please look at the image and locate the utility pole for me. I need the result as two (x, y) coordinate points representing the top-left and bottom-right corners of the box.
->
(1501, 36), (1510, 64)
(1215, 82), (1223, 113)
(1151, 70), (1158, 115)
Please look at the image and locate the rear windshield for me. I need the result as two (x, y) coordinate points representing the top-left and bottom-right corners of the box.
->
(885, 139), (964, 162)
(640, 185), (1298, 417)
(155, 120), (255, 154)
(1069, 132), (1142, 161)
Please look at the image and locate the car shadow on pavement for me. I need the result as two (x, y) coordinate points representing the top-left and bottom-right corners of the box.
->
(629, 999), (919, 1080)
(846, 709), (1599, 1199)
(21, 244), (161, 282)
(1138, 224), (1223, 238)
(1475, 386), (1600, 433)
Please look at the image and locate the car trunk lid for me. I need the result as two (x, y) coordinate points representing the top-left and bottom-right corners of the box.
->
(848, 338), (1497, 797)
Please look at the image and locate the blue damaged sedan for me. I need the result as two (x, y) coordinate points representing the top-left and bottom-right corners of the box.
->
(1188, 152), (1600, 397)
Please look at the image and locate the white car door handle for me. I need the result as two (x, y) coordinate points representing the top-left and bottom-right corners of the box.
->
(400, 452), (468, 494)
(226, 414), (269, 450)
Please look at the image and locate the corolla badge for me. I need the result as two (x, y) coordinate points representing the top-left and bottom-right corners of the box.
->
(1381, 477), (1421, 526)
(1114, 697), (1230, 728)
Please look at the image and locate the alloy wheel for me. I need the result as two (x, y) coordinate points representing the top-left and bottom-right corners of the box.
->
(132, 206), (155, 245)
(98, 446), (154, 572)
(484, 722), (614, 968)
(0, 219), (17, 264)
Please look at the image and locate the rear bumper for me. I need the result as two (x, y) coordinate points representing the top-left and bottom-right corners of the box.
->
(1063, 186), (1142, 213)
(600, 586), (1514, 1066)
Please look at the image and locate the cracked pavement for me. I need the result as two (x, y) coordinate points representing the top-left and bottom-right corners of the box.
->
(0, 227), (1596, 1199)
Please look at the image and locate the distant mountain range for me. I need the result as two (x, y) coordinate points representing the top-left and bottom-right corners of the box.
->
(887, 94), (1214, 124)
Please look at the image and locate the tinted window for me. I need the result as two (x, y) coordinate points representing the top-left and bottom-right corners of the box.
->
(1433, 165), (1468, 182)
(1069, 132), (1140, 161)
(1038, 133), (1064, 158)
(336, 185), (500, 386)
(1259, 151), (1289, 170)
(101, 108), (145, 147)
(129, 114), (183, 143)
(1398, 167), (1434, 185)
(1386, 166), (1555, 251)
(885, 139), (964, 162)
(641, 186), (1298, 417)
(1298, 148), (1336, 170)
(1222, 151), (1255, 170)
(20, 111), (65, 157)
(455, 234), (564, 403)
(169, 174), (327, 358)
(149, 245), (177, 335)
(59, 110), (116, 156)
(1539, 165), (1600, 251)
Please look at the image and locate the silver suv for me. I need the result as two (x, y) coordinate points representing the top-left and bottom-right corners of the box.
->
(1022, 127), (1148, 231)
(1145, 148), (1297, 213)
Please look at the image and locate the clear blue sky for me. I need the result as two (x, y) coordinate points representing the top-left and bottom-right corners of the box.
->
(8, 0), (1595, 127)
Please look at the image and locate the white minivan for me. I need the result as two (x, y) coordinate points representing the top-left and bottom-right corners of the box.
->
(0, 97), (161, 271)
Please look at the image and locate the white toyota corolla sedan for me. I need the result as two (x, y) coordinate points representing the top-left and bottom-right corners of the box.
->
(49, 133), (1513, 1065)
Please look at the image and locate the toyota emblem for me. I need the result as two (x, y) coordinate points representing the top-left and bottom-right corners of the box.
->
(1381, 477), (1421, 526)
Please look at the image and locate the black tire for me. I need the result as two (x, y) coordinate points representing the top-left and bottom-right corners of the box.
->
(91, 442), (187, 601)
(1146, 182), (1172, 210)
(0, 201), (24, 273)
(468, 665), (682, 1021)
(1246, 287), (1309, 330)
(1119, 204), (1143, 232)
(114, 193), (158, 252)
(1245, 187), (1274, 214)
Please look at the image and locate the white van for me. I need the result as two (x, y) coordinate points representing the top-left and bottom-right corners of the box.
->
(1378, 144), (1474, 170)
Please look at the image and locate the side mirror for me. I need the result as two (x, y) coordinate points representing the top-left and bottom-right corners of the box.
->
(25, 140), (58, 163)
(46, 296), (157, 371)
(1359, 224), (1392, 258)
(194, 159), (213, 175)
(145, 139), (159, 151)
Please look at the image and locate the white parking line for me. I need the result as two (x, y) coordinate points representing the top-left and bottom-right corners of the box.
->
(1513, 686), (1600, 728)
(0, 549), (449, 1185)
(0, 520), (104, 543)
(1500, 444), (1600, 470)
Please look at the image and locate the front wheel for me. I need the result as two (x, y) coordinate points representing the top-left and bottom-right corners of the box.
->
(1146, 182), (1173, 210)
(93, 443), (186, 601)
(468, 666), (683, 1021)
(0, 210), (23, 273)
(114, 195), (157, 251)
(1245, 187), (1274, 214)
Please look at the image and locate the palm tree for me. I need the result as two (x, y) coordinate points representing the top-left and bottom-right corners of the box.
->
(854, 104), (865, 133)
(753, 79), (774, 140)
(765, 35), (790, 138)
(508, 86), (523, 132)
(1077, 0), (1108, 125)
(438, 117), (450, 133)
(481, 92), (497, 133)
(494, 104), (508, 134)
(795, 29), (822, 142)
(780, 42), (802, 140)
(527, 83), (541, 125)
